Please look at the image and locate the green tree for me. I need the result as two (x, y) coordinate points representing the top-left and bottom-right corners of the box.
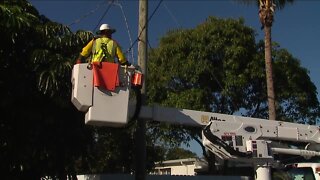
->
(147, 16), (320, 172)
(166, 147), (197, 160)
(0, 1), (167, 178)
(147, 16), (258, 167)
(0, 1), (94, 179)
(237, 0), (294, 120)
(260, 41), (319, 123)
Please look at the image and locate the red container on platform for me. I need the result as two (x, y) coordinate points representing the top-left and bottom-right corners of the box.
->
(131, 71), (143, 88)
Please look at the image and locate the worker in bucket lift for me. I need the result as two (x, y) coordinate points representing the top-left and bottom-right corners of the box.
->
(76, 23), (131, 66)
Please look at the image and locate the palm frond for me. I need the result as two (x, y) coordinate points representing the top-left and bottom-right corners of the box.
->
(235, 0), (294, 10)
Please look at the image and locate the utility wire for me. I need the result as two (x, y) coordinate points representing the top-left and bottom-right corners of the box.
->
(163, 2), (181, 28)
(113, 1), (135, 64)
(92, 0), (115, 33)
(68, 0), (108, 27)
(144, 2), (180, 51)
(147, 41), (153, 50)
(125, 0), (164, 54)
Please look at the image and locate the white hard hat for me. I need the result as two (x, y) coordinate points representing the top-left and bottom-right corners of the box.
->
(99, 24), (116, 33)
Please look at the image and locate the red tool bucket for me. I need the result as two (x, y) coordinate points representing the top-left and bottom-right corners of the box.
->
(131, 71), (143, 89)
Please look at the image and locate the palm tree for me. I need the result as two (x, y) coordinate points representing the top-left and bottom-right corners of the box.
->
(237, 0), (294, 120)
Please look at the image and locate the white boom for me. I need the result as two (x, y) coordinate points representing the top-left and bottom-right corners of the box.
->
(71, 63), (320, 180)
(140, 105), (320, 162)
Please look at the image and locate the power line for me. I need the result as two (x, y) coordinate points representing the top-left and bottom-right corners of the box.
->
(125, 0), (164, 55)
(68, 0), (108, 27)
(163, 2), (181, 28)
(69, 0), (163, 63)
(92, 0), (115, 32)
(113, 1), (135, 64)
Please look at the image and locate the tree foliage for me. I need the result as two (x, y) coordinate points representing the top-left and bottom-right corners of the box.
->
(236, 0), (295, 120)
(0, 1), (169, 178)
(0, 0), (145, 179)
(0, 1), (96, 179)
(271, 42), (319, 123)
(148, 17), (257, 114)
(237, 0), (294, 10)
(165, 147), (197, 160)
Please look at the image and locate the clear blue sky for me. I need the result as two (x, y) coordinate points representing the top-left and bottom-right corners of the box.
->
(29, 0), (320, 156)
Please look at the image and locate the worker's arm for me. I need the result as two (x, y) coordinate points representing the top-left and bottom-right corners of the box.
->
(76, 39), (94, 63)
(80, 39), (94, 57)
(116, 46), (126, 64)
(114, 42), (131, 66)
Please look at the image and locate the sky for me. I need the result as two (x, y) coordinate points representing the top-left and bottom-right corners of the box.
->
(29, 0), (320, 156)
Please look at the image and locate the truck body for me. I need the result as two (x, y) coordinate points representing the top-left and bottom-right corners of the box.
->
(283, 163), (320, 180)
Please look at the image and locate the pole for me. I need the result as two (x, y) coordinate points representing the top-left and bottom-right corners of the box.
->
(136, 0), (147, 180)
(254, 163), (271, 180)
(138, 0), (148, 96)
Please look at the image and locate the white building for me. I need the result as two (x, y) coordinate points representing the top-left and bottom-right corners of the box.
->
(150, 158), (208, 176)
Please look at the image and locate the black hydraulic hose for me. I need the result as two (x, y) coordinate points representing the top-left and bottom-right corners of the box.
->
(130, 86), (142, 122)
(123, 86), (142, 128)
(203, 123), (252, 158)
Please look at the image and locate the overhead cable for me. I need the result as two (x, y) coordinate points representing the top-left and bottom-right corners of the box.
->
(163, 2), (181, 28)
(126, 0), (164, 54)
(68, 0), (108, 27)
(92, 0), (115, 32)
(113, 1), (135, 64)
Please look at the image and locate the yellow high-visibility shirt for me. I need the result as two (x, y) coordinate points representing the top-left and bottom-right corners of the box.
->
(80, 37), (126, 64)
